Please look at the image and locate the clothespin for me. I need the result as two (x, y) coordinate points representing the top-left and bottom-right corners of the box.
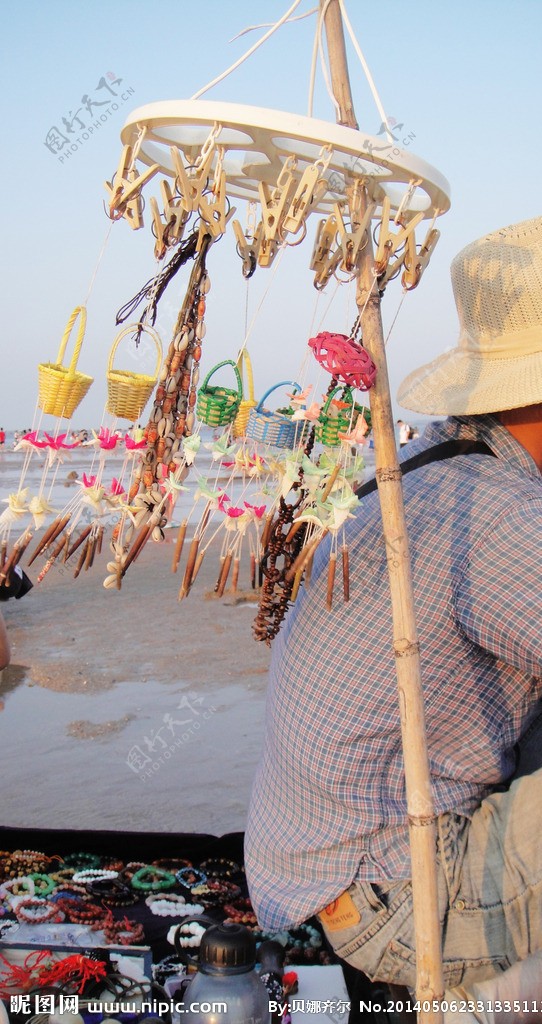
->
(282, 146), (332, 235)
(334, 199), (376, 272)
(402, 226), (440, 291)
(170, 144), (215, 215)
(374, 195), (424, 276)
(104, 144), (159, 225)
(233, 219), (261, 278)
(161, 179), (189, 246)
(150, 196), (167, 259)
(310, 215), (342, 290)
(258, 156), (298, 242)
(198, 167), (236, 238)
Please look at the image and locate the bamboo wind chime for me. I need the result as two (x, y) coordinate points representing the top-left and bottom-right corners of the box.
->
(321, 1), (444, 1017)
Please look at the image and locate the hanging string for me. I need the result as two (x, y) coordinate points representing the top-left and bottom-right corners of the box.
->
(384, 289), (408, 348)
(235, 243), (288, 360)
(307, 3), (321, 116)
(191, 0), (305, 100)
(338, 0), (393, 143)
(83, 223), (114, 307)
(115, 231), (199, 327)
(230, 7), (317, 41)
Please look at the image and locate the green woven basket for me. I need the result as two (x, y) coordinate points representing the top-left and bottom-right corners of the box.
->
(315, 385), (357, 447)
(196, 359), (243, 427)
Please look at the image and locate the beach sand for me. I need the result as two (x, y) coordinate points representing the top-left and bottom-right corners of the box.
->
(0, 535), (271, 835)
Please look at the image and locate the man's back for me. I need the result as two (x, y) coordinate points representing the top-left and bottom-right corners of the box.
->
(245, 414), (542, 932)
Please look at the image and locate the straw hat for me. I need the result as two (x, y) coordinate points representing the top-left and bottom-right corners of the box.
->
(397, 215), (542, 415)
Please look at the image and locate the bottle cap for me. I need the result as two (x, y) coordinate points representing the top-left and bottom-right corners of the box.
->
(199, 922), (256, 975)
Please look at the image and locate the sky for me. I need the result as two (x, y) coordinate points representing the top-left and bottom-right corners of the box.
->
(0, 0), (540, 430)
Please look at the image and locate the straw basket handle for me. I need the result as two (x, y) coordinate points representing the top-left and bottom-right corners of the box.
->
(256, 380), (302, 413)
(321, 383), (354, 415)
(56, 306), (87, 381)
(107, 323), (162, 376)
(201, 359), (242, 396)
(236, 349), (255, 403)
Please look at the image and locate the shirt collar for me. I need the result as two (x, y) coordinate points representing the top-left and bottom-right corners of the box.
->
(420, 414), (542, 483)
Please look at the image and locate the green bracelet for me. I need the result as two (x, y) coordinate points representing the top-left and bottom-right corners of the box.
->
(29, 872), (56, 897)
(130, 866), (176, 892)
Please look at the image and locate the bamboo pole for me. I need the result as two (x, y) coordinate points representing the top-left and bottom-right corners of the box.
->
(321, 2), (444, 1016)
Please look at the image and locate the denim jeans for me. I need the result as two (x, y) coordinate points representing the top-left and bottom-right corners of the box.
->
(320, 704), (542, 989)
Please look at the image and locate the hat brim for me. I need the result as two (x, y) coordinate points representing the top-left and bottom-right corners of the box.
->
(397, 347), (542, 416)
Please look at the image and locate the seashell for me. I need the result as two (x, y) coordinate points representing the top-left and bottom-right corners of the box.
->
(186, 328), (195, 342)
(201, 275), (211, 294)
(195, 322), (206, 340)
(160, 365), (169, 383)
(106, 561), (118, 573)
(174, 331), (190, 352)
(191, 367), (200, 387)
(152, 526), (164, 542)
(152, 406), (162, 422)
(103, 574), (120, 589)
(185, 354), (193, 371)
(186, 412), (195, 432)
(150, 489), (163, 504)
(158, 417), (168, 437)
(166, 376), (177, 393)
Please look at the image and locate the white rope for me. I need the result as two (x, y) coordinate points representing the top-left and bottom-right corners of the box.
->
(229, 7), (317, 41)
(191, 0), (305, 100)
(338, 0), (393, 143)
(317, 0), (342, 120)
(83, 222), (113, 306)
(307, 4), (320, 116)
(236, 243), (288, 358)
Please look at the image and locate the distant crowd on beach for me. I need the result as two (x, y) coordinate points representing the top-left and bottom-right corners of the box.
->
(396, 419), (420, 447)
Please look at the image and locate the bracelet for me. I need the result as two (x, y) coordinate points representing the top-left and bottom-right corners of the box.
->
(175, 921), (206, 947)
(63, 852), (102, 870)
(0, 919), (19, 939)
(153, 858), (193, 872)
(87, 878), (137, 906)
(50, 882), (92, 901)
(61, 901), (109, 927)
(223, 897), (258, 927)
(1, 849), (48, 878)
(199, 857), (240, 879)
(146, 893), (185, 907)
(153, 954), (185, 985)
(1, 876), (36, 901)
(190, 880), (241, 906)
(101, 914), (145, 946)
(50, 868), (76, 884)
(147, 899), (204, 918)
(175, 867), (207, 890)
(28, 873), (56, 897)
(14, 897), (65, 924)
(72, 869), (119, 883)
(131, 867), (176, 892)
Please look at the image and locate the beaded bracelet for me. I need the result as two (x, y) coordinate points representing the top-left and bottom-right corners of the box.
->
(152, 954), (185, 985)
(63, 851), (101, 870)
(14, 897), (65, 924)
(175, 867), (207, 890)
(1, 849), (47, 878)
(87, 878), (137, 906)
(28, 873), (56, 897)
(153, 858), (193, 872)
(223, 897), (258, 927)
(0, 919), (19, 939)
(190, 880), (241, 906)
(63, 901), (109, 927)
(131, 867), (176, 892)
(147, 899), (204, 918)
(101, 915), (145, 946)
(0, 876), (36, 901)
(199, 857), (240, 879)
(50, 867), (76, 884)
(175, 921), (206, 947)
(72, 868), (119, 883)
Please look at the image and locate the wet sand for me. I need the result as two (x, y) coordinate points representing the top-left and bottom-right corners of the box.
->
(0, 536), (271, 834)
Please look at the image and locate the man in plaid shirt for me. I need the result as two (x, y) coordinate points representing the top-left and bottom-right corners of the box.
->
(245, 215), (542, 994)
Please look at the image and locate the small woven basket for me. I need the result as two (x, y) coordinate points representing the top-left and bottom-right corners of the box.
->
(38, 306), (94, 419)
(232, 349), (257, 438)
(196, 359), (243, 427)
(246, 381), (306, 449)
(315, 385), (356, 447)
(106, 324), (162, 422)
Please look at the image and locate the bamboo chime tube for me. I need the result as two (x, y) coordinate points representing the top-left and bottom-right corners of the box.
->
(171, 519), (188, 573)
(321, 1), (444, 1016)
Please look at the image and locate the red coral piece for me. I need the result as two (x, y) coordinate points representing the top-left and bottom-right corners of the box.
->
(308, 332), (377, 390)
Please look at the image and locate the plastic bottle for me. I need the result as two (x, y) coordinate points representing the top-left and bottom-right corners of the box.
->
(181, 921), (270, 1024)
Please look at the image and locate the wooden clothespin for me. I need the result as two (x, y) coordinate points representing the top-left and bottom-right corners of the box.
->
(282, 146), (333, 235)
(198, 168), (236, 238)
(334, 199), (376, 272)
(161, 179), (189, 246)
(104, 144), (159, 227)
(374, 195), (424, 276)
(233, 218), (262, 277)
(402, 225), (441, 291)
(258, 156), (299, 243)
(170, 144), (215, 215)
(310, 215), (343, 289)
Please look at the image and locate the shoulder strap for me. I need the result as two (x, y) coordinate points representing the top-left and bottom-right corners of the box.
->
(355, 439), (496, 500)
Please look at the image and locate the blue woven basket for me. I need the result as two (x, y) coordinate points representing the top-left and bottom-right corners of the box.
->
(246, 380), (307, 449)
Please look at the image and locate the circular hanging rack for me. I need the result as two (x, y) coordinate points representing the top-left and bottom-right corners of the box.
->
(121, 100), (450, 220)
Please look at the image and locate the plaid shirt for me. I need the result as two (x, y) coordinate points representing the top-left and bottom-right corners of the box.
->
(245, 415), (542, 931)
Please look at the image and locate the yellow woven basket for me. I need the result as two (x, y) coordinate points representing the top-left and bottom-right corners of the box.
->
(232, 349), (257, 438)
(38, 306), (94, 419)
(106, 324), (162, 422)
